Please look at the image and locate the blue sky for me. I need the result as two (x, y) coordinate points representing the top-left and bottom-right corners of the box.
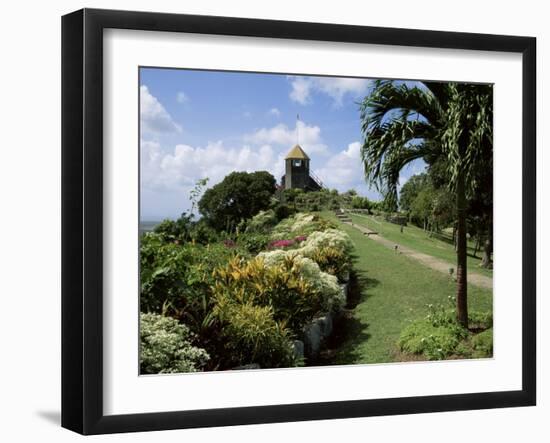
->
(140, 68), (426, 220)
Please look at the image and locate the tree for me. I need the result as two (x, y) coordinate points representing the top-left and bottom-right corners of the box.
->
(198, 171), (276, 232)
(360, 80), (493, 328)
(399, 173), (429, 213)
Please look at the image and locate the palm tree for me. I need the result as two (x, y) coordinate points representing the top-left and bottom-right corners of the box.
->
(359, 80), (492, 328)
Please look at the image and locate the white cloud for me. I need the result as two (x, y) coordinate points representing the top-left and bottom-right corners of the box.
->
(268, 107), (281, 117)
(140, 85), (182, 134)
(314, 141), (365, 190)
(289, 77), (313, 105)
(176, 91), (188, 104)
(141, 139), (287, 197)
(288, 76), (371, 106)
(244, 121), (328, 155)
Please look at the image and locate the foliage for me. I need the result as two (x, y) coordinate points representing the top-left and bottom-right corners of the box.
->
(399, 173), (429, 212)
(308, 246), (351, 281)
(471, 328), (493, 358)
(189, 178), (209, 216)
(273, 203), (294, 221)
(213, 255), (341, 333)
(350, 195), (373, 210)
(271, 212), (336, 240)
(398, 319), (468, 360)
(198, 171), (276, 232)
(190, 219), (221, 245)
(236, 232), (271, 254)
(245, 209), (278, 233)
(257, 251), (345, 314)
(213, 301), (298, 369)
(152, 213), (194, 243)
(397, 298), (492, 360)
(140, 234), (240, 321)
(140, 313), (210, 374)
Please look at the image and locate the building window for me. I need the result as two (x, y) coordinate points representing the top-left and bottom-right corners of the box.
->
(293, 160), (302, 167)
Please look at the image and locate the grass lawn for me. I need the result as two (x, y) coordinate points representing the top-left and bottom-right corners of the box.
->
(348, 213), (493, 278)
(319, 212), (493, 365)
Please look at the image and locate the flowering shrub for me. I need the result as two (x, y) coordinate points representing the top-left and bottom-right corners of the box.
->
(298, 229), (353, 259)
(294, 235), (307, 243)
(140, 313), (210, 374)
(307, 246), (351, 281)
(271, 212), (336, 240)
(268, 239), (295, 249)
(258, 250), (345, 313)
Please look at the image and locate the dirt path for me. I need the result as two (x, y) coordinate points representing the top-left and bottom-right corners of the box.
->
(343, 221), (493, 290)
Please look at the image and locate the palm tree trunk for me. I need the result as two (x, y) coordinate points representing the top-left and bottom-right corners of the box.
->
(456, 169), (468, 328)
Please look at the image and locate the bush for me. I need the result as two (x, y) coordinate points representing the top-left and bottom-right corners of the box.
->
(214, 301), (297, 369)
(297, 229), (353, 278)
(398, 319), (468, 360)
(153, 214), (193, 243)
(213, 254), (342, 334)
(274, 203), (294, 221)
(471, 328), (493, 358)
(258, 250), (345, 314)
(140, 313), (210, 374)
(237, 232), (271, 254)
(140, 235), (239, 322)
(307, 246), (351, 281)
(398, 301), (493, 360)
(271, 212), (336, 240)
(246, 210), (278, 233)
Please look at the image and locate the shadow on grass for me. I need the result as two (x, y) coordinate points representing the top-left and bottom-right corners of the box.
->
(426, 232), (484, 261)
(346, 269), (378, 309)
(317, 270), (377, 366)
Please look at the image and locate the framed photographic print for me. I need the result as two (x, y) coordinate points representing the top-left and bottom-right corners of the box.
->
(61, 8), (536, 435)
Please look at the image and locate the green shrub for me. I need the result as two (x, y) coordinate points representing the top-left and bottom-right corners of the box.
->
(140, 313), (209, 374)
(140, 236), (239, 322)
(274, 203), (294, 221)
(237, 232), (271, 254)
(468, 311), (493, 330)
(153, 214), (193, 243)
(471, 328), (493, 358)
(398, 319), (468, 360)
(214, 301), (297, 369)
(246, 210), (278, 233)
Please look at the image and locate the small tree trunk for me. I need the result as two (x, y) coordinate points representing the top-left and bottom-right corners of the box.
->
(456, 169), (468, 328)
(473, 235), (480, 258)
(481, 224), (493, 268)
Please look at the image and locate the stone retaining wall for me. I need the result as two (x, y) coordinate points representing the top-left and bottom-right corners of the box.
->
(294, 279), (351, 361)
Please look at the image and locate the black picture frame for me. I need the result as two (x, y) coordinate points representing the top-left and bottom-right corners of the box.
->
(61, 8), (536, 435)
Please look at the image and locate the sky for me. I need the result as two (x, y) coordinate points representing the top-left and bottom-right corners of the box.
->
(139, 68), (426, 220)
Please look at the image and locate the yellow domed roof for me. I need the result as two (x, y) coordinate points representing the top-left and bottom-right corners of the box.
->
(285, 144), (310, 160)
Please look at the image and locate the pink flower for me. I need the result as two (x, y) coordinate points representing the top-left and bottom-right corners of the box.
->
(268, 239), (295, 249)
(294, 235), (307, 243)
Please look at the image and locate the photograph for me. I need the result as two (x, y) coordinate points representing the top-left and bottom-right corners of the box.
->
(138, 67), (494, 374)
